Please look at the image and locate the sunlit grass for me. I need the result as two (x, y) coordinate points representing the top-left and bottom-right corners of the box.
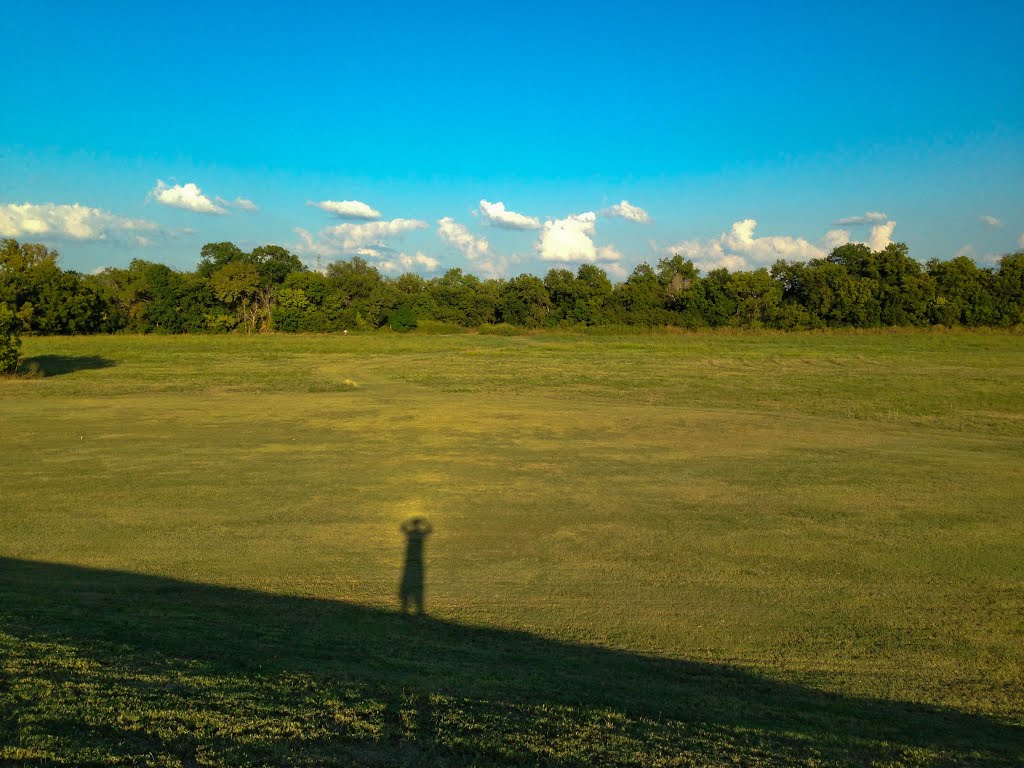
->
(1, 329), (1022, 765)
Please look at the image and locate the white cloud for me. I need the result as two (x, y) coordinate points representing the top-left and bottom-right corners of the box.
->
(663, 236), (751, 273)
(596, 244), (623, 262)
(436, 217), (516, 277)
(822, 229), (851, 251)
(980, 215), (1001, 228)
(537, 212), (598, 262)
(721, 219), (825, 262)
(601, 200), (651, 223)
(662, 217), (900, 274)
(535, 211), (628, 276)
(151, 180), (226, 214)
(293, 218), (427, 259)
(325, 219), (428, 250)
(604, 262), (628, 280)
(866, 220), (896, 251)
(294, 228), (327, 256)
(378, 251), (440, 274)
(835, 211), (888, 225)
(663, 219), (835, 273)
(0, 202), (160, 242)
(437, 217), (490, 262)
(478, 200), (540, 230)
(309, 199), (382, 220)
(216, 196), (259, 212)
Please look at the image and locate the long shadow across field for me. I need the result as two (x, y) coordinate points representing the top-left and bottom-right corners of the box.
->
(0, 557), (1020, 767)
(18, 354), (115, 377)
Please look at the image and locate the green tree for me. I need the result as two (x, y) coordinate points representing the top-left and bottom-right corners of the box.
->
(272, 288), (312, 332)
(387, 303), (418, 332)
(728, 269), (782, 327)
(210, 261), (262, 332)
(702, 268), (738, 326)
(926, 255), (997, 326)
(497, 274), (552, 327)
(0, 239), (106, 334)
(827, 242), (932, 326)
(120, 260), (187, 333)
(874, 243), (935, 325)
(613, 263), (664, 325)
(774, 259), (873, 327)
(991, 251), (1024, 326)
(543, 268), (577, 324)
(81, 269), (130, 332)
(570, 264), (614, 325)
(657, 255), (708, 328)
(196, 242), (247, 278)
(0, 302), (21, 374)
(427, 268), (496, 326)
(250, 245), (305, 287)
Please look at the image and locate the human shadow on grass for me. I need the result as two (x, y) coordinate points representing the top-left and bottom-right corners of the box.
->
(0, 557), (1020, 767)
(399, 516), (432, 614)
(17, 354), (115, 377)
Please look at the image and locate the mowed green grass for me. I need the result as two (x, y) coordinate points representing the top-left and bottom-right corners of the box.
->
(1, 330), (1022, 766)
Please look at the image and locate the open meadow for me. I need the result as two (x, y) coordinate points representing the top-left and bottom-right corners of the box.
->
(1, 329), (1023, 766)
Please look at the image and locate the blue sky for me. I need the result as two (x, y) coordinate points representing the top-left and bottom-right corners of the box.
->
(2, 0), (1022, 279)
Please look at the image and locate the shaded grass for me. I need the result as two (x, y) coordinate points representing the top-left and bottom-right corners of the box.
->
(16, 354), (116, 377)
(1, 330), (1022, 765)
(1, 559), (1021, 767)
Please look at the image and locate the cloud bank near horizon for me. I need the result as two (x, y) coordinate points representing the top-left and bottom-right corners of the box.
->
(661, 216), (898, 273)
(0, 202), (160, 246)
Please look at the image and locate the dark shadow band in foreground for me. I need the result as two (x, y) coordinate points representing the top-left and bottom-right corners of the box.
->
(0, 557), (1020, 767)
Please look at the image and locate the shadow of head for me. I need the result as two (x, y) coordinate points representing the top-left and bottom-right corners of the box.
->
(19, 355), (115, 377)
(0, 557), (1020, 766)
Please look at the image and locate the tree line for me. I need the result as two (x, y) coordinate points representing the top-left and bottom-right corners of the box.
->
(2, 237), (1023, 340)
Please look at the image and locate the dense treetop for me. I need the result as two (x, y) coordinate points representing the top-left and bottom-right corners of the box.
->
(2, 238), (1022, 335)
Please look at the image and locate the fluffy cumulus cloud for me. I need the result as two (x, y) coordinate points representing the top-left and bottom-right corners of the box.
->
(535, 211), (628, 276)
(378, 251), (440, 274)
(437, 217), (490, 261)
(325, 219), (427, 249)
(596, 244), (623, 262)
(0, 202), (159, 244)
(834, 211), (888, 225)
(829, 210), (897, 254)
(822, 229), (852, 251)
(151, 180), (226, 214)
(662, 236), (750, 273)
(980, 215), (1002, 228)
(662, 217), (901, 274)
(866, 220), (896, 251)
(294, 218), (427, 259)
(537, 212), (599, 262)
(664, 219), (827, 273)
(478, 200), (540, 230)
(601, 200), (651, 223)
(309, 199), (382, 220)
(721, 219), (824, 262)
(436, 217), (513, 277)
(604, 262), (629, 280)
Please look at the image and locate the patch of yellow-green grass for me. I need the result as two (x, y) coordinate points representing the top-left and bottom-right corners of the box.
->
(1, 330), (1022, 765)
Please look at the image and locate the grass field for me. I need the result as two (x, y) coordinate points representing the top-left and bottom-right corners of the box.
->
(1, 330), (1023, 766)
